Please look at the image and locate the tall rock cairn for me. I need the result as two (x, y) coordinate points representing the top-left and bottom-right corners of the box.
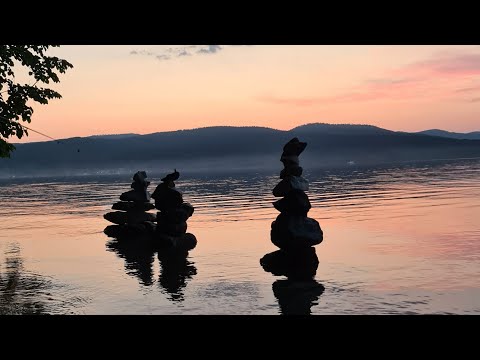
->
(270, 138), (323, 251)
(104, 171), (156, 229)
(151, 169), (197, 250)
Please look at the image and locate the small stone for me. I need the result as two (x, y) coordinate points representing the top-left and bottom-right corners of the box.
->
(120, 189), (151, 203)
(280, 155), (300, 166)
(282, 137), (307, 156)
(161, 169), (180, 182)
(133, 171), (148, 183)
(272, 176), (309, 197)
(273, 190), (311, 216)
(280, 165), (303, 179)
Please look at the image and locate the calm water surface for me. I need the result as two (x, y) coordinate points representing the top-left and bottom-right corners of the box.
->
(1, 159), (479, 314)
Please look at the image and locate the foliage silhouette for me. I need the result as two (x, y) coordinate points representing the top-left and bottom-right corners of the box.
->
(0, 45), (73, 157)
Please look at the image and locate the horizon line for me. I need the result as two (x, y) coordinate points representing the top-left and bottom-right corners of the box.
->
(10, 122), (480, 145)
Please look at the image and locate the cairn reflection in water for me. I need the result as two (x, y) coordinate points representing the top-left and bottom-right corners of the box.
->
(105, 169), (198, 301)
(158, 250), (197, 302)
(106, 238), (197, 301)
(261, 248), (324, 315)
(106, 238), (156, 286)
(260, 137), (325, 315)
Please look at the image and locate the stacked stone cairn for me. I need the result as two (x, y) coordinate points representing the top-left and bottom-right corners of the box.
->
(151, 169), (197, 251)
(104, 171), (157, 238)
(270, 138), (323, 251)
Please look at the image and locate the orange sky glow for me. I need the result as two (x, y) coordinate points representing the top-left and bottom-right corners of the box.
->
(8, 45), (480, 143)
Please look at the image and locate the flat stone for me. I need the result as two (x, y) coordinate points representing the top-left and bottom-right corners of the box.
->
(154, 232), (197, 251)
(120, 189), (151, 203)
(273, 190), (311, 216)
(126, 210), (156, 225)
(271, 214), (323, 250)
(260, 248), (319, 280)
(104, 211), (128, 225)
(112, 201), (155, 211)
(272, 176), (309, 197)
(104, 223), (150, 239)
(280, 165), (303, 179)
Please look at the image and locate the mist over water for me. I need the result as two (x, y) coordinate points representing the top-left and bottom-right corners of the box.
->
(1, 158), (479, 314)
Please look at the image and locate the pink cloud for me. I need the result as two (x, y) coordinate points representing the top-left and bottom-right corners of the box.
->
(402, 52), (480, 77)
(455, 85), (480, 93)
(257, 49), (480, 107)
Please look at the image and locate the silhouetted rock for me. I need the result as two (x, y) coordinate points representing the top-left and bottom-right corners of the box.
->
(151, 184), (183, 211)
(280, 165), (303, 179)
(104, 211), (128, 225)
(260, 248), (319, 280)
(133, 170), (148, 184)
(120, 189), (151, 202)
(104, 210), (156, 225)
(112, 201), (155, 211)
(161, 169), (180, 182)
(154, 233), (197, 251)
(271, 214), (323, 250)
(156, 203), (194, 223)
(282, 137), (307, 156)
(272, 176), (309, 197)
(273, 190), (311, 216)
(273, 279), (324, 315)
(157, 219), (188, 236)
(280, 155), (300, 167)
(269, 138), (323, 251)
(104, 224), (152, 240)
(152, 170), (196, 252)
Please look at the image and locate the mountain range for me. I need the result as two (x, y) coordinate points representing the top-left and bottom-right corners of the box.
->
(1, 123), (479, 177)
(416, 129), (480, 140)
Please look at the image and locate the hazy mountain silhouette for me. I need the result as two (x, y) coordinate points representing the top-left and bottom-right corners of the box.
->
(416, 129), (480, 140)
(2, 123), (480, 177)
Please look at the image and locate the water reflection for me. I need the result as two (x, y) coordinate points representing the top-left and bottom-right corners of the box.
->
(272, 279), (325, 315)
(106, 238), (197, 302)
(106, 239), (156, 286)
(158, 250), (197, 302)
(0, 243), (83, 314)
(261, 248), (325, 315)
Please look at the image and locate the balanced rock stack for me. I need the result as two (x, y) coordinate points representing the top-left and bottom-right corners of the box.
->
(151, 169), (197, 250)
(104, 171), (157, 238)
(270, 138), (323, 251)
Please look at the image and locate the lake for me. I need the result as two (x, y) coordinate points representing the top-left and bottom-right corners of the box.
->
(1, 159), (479, 314)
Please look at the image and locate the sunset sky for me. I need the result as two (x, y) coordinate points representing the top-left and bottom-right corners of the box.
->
(14, 45), (480, 143)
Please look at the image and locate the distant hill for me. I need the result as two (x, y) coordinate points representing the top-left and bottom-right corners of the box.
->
(417, 129), (480, 140)
(88, 133), (139, 140)
(1, 123), (480, 178)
